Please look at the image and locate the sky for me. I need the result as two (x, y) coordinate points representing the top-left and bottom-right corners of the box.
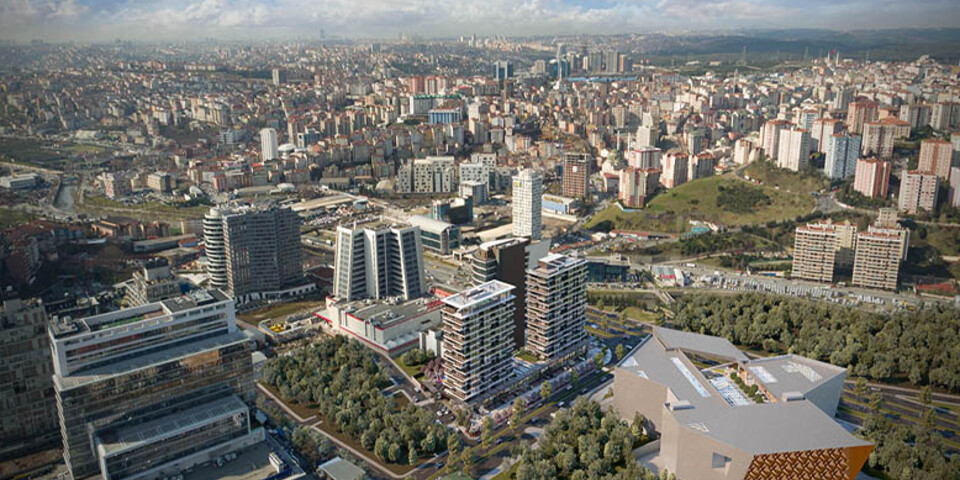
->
(1, 0), (959, 42)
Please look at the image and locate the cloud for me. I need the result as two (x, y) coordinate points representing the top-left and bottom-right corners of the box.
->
(1, 0), (959, 40)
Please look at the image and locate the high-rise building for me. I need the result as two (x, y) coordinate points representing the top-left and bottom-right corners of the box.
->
(918, 139), (954, 180)
(792, 224), (840, 283)
(525, 254), (587, 362)
(471, 238), (530, 349)
(103, 172), (131, 199)
(733, 138), (755, 165)
(832, 87), (855, 112)
(627, 147), (662, 170)
(847, 100), (879, 135)
(203, 204), (305, 303)
(777, 129), (811, 171)
(50, 289), (260, 480)
(512, 169), (543, 241)
(260, 128), (278, 161)
(824, 133), (862, 179)
(562, 152), (591, 199)
(853, 229), (905, 291)
(898, 171), (939, 214)
(760, 120), (790, 159)
(0, 295), (59, 459)
(853, 158), (891, 199)
(271, 68), (286, 86)
(899, 103), (932, 130)
(930, 102), (957, 131)
(492, 60), (514, 81)
(810, 118), (843, 152)
(949, 167), (960, 209)
(661, 153), (689, 189)
(333, 220), (426, 302)
(861, 119), (910, 158)
(688, 153), (716, 181)
(619, 167), (660, 208)
(441, 281), (516, 403)
(635, 124), (658, 148)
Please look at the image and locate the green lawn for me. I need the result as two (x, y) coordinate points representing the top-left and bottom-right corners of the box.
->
(82, 194), (210, 219)
(743, 160), (830, 195)
(585, 174), (815, 233)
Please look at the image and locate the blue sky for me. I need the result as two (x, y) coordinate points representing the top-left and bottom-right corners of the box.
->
(2, 0), (959, 42)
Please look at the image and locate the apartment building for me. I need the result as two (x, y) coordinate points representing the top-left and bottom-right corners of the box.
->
(333, 220), (426, 302)
(760, 120), (790, 159)
(853, 229), (905, 291)
(471, 238), (530, 349)
(124, 258), (183, 306)
(810, 117), (842, 152)
(661, 153), (689, 189)
(792, 224), (840, 283)
(898, 170), (939, 214)
(561, 152), (591, 198)
(824, 133), (861, 179)
(0, 296), (59, 459)
(918, 139), (954, 180)
(777, 129), (811, 171)
(203, 204), (307, 303)
(853, 158), (892, 199)
(619, 167), (660, 208)
(49, 289), (260, 480)
(441, 281), (516, 404)
(525, 254), (588, 362)
(861, 118), (910, 159)
(512, 169), (543, 240)
(847, 100), (879, 135)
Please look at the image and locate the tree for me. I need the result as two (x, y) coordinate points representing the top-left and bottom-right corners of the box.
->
(869, 392), (883, 412)
(447, 433), (461, 457)
(631, 412), (646, 438)
(540, 381), (552, 401)
(920, 386), (932, 407)
(594, 351), (604, 370)
(854, 377), (867, 400)
(616, 344), (626, 361)
(570, 369), (580, 387)
(461, 447), (474, 475)
(511, 397), (525, 434)
(408, 443), (419, 465)
(482, 416), (495, 449)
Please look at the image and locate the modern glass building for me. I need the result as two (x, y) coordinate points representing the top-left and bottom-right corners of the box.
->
(49, 289), (261, 480)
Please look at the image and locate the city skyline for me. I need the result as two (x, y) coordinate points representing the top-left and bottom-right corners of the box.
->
(3, 0), (960, 42)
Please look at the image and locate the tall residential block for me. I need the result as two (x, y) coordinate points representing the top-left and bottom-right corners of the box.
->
(861, 119), (910, 159)
(760, 120), (790, 160)
(50, 289), (260, 480)
(441, 281), (516, 404)
(777, 129), (811, 171)
(561, 152), (591, 199)
(847, 100), (878, 135)
(471, 238), (530, 349)
(204, 204), (305, 303)
(824, 133), (861, 179)
(898, 171), (939, 214)
(0, 295), (59, 459)
(333, 220), (426, 302)
(525, 254), (587, 362)
(810, 118), (843, 152)
(259, 127), (278, 161)
(949, 167), (960, 209)
(853, 158), (891, 199)
(661, 153), (689, 189)
(918, 139), (954, 180)
(619, 167), (660, 208)
(512, 169), (543, 241)
(792, 224), (840, 283)
(853, 229), (905, 290)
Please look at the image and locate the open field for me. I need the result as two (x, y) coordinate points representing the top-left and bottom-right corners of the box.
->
(742, 160), (830, 195)
(0, 207), (37, 229)
(585, 175), (815, 233)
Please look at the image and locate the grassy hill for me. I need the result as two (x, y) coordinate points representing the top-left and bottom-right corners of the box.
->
(585, 174), (815, 233)
(742, 160), (830, 195)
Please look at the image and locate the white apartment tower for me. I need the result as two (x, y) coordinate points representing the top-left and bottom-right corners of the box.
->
(512, 169), (543, 240)
(260, 128), (278, 161)
(777, 129), (811, 171)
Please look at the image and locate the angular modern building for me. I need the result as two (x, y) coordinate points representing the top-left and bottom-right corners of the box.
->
(0, 295), (59, 460)
(525, 254), (588, 362)
(203, 204), (308, 303)
(512, 169), (543, 241)
(408, 215), (461, 255)
(49, 289), (261, 480)
(613, 327), (872, 480)
(333, 220), (426, 302)
(441, 281), (516, 404)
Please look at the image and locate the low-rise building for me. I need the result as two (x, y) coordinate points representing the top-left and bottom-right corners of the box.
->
(316, 296), (442, 355)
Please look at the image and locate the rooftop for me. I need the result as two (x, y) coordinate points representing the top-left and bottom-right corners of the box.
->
(442, 280), (515, 310)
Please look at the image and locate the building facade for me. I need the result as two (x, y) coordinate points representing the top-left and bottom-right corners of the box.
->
(918, 139), (954, 180)
(898, 170), (939, 214)
(853, 158), (891, 199)
(824, 133), (861, 180)
(512, 169), (543, 241)
(260, 128), (278, 161)
(525, 254), (587, 362)
(777, 129), (811, 172)
(333, 220), (426, 302)
(561, 152), (591, 199)
(852, 229), (904, 291)
(441, 281), (516, 404)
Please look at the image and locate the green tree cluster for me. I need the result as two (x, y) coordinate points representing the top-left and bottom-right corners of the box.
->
(512, 399), (655, 480)
(263, 336), (452, 465)
(673, 293), (960, 391)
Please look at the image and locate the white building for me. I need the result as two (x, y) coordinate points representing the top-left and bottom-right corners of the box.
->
(824, 133), (862, 180)
(777, 129), (811, 172)
(260, 128), (278, 161)
(512, 169), (543, 241)
(333, 220), (426, 301)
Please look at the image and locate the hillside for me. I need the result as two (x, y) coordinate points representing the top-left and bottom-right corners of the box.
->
(585, 174), (816, 233)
